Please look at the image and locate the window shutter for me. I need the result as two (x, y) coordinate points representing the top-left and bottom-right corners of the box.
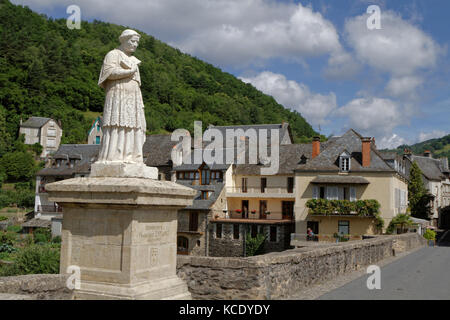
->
(312, 186), (319, 199)
(350, 187), (356, 202)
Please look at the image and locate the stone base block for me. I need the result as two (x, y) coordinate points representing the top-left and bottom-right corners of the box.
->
(74, 276), (191, 300)
(90, 162), (158, 179)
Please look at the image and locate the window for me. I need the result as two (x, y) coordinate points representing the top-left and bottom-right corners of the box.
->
(320, 186), (326, 199)
(339, 152), (351, 172)
(287, 177), (294, 193)
(233, 224), (240, 240)
(47, 128), (56, 137)
(261, 178), (267, 193)
(47, 138), (56, 148)
(200, 191), (212, 200)
(338, 221), (350, 235)
(242, 178), (248, 193)
(96, 136), (100, 144)
(177, 236), (189, 255)
(216, 224), (222, 238)
(189, 172), (194, 179)
(201, 168), (210, 185)
(189, 212), (198, 231)
(270, 226), (277, 242)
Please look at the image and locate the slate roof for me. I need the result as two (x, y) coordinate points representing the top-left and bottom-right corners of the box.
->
(409, 155), (445, 181)
(234, 144), (312, 175)
(21, 117), (56, 128)
(311, 175), (370, 184)
(21, 218), (51, 228)
(143, 134), (178, 167)
(37, 144), (100, 177)
(295, 129), (395, 173)
(176, 181), (225, 210)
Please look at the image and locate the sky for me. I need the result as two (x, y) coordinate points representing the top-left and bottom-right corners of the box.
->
(11, 0), (450, 149)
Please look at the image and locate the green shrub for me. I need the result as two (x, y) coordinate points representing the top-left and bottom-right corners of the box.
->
(245, 233), (266, 257)
(0, 244), (60, 276)
(14, 182), (32, 191)
(52, 236), (62, 244)
(33, 228), (51, 244)
(6, 225), (22, 233)
(0, 243), (17, 253)
(0, 231), (17, 246)
(306, 199), (380, 217)
(0, 216), (8, 221)
(423, 229), (436, 241)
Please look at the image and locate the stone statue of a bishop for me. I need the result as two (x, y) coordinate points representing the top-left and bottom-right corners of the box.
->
(91, 29), (157, 179)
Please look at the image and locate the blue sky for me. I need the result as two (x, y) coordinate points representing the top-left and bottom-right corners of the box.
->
(12, 0), (450, 148)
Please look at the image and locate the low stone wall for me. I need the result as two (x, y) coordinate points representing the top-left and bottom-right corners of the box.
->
(0, 274), (73, 300)
(176, 233), (426, 300)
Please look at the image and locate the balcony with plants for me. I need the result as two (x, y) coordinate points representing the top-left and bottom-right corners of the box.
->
(305, 199), (384, 232)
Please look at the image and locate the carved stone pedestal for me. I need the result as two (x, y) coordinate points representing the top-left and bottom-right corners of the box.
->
(46, 177), (196, 300)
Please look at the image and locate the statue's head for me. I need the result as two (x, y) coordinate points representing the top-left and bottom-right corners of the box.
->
(119, 29), (141, 54)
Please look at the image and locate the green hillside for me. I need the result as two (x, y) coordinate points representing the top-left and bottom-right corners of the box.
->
(394, 134), (450, 161)
(0, 0), (317, 158)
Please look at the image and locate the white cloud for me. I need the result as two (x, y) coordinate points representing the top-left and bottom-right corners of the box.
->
(345, 11), (442, 76)
(336, 97), (403, 135)
(13, 0), (344, 67)
(240, 71), (337, 126)
(385, 76), (423, 97)
(378, 134), (408, 149)
(342, 10), (444, 98)
(418, 130), (448, 143)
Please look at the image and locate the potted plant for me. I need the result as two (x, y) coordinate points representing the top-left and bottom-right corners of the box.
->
(265, 211), (271, 216)
(251, 210), (256, 214)
(423, 228), (436, 247)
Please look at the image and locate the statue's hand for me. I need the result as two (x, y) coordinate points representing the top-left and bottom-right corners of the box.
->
(130, 64), (138, 74)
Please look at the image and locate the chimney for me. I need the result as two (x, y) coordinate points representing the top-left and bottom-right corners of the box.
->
(312, 136), (321, 159)
(362, 137), (371, 167)
(424, 150), (432, 158)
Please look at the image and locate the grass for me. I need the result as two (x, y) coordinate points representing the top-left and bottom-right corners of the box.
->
(82, 110), (102, 122)
(0, 207), (29, 219)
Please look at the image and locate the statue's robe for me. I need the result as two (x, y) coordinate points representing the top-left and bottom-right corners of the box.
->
(97, 48), (146, 163)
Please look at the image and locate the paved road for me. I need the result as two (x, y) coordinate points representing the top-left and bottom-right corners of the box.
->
(318, 243), (450, 300)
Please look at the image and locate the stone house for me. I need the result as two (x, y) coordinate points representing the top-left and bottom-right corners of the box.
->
(31, 144), (100, 236)
(295, 129), (409, 238)
(19, 117), (62, 158)
(404, 152), (450, 227)
(87, 116), (102, 145)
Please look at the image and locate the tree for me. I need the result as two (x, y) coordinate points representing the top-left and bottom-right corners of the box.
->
(0, 151), (36, 181)
(386, 214), (413, 234)
(408, 162), (432, 220)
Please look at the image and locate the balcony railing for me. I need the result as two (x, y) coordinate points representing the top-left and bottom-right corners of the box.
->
(37, 205), (62, 213)
(228, 210), (294, 221)
(227, 187), (294, 194)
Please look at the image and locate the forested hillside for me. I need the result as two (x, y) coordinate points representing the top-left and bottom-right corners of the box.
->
(393, 134), (450, 161)
(0, 0), (316, 158)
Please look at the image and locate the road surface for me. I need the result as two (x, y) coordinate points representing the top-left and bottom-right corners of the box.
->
(318, 241), (450, 300)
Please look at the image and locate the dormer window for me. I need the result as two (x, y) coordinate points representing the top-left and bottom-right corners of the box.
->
(339, 151), (351, 172)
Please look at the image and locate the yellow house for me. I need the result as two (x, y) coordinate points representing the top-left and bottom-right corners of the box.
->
(295, 130), (409, 238)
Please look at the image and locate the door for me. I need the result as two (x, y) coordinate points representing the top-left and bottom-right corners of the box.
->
(282, 201), (294, 220)
(307, 221), (319, 235)
(242, 200), (249, 219)
(259, 200), (267, 220)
